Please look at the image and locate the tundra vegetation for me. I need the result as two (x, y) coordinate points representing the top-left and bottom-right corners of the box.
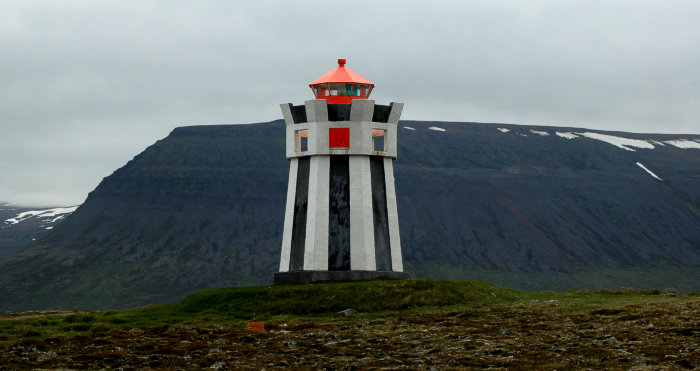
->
(1, 279), (698, 369)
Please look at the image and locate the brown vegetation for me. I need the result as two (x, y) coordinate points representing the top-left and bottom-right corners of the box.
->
(1, 295), (698, 369)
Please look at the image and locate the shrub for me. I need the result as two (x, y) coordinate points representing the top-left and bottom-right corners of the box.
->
(22, 330), (41, 337)
(63, 313), (96, 323)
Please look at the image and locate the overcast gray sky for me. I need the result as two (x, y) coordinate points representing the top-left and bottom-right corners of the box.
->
(2, 1), (699, 206)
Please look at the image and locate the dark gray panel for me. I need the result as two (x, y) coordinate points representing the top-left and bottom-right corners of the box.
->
(289, 104), (307, 124)
(290, 157), (310, 271)
(370, 156), (392, 270)
(327, 104), (351, 121)
(372, 104), (391, 123)
(274, 270), (410, 285)
(328, 155), (351, 270)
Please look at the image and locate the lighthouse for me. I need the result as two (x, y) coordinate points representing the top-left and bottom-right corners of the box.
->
(274, 59), (409, 284)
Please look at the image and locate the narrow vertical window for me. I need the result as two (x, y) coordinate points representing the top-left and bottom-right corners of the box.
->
(296, 129), (308, 153)
(372, 129), (386, 152)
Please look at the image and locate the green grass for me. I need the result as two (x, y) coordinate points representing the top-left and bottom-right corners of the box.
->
(174, 279), (521, 315)
(0, 279), (694, 345)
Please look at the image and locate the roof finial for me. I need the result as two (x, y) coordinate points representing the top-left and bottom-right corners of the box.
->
(338, 58), (346, 66)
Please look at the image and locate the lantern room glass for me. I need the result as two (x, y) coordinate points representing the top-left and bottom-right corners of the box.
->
(312, 84), (329, 98)
(311, 83), (373, 99)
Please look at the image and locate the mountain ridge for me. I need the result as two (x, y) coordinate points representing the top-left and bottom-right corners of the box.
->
(0, 119), (698, 312)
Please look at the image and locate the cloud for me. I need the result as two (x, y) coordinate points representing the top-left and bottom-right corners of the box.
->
(1, 1), (699, 205)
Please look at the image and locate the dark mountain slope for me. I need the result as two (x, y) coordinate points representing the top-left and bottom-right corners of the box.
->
(0, 120), (698, 312)
(0, 204), (77, 259)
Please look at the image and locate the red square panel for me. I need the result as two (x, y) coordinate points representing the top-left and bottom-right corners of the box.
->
(329, 128), (350, 148)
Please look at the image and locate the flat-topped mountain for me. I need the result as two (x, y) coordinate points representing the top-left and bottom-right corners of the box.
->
(0, 120), (698, 312)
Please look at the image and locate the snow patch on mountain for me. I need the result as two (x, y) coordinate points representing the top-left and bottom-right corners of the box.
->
(664, 140), (700, 149)
(579, 132), (655, 151)
(636, 162), (663, 181)
(429, 126), (446, 132)
(499, 128), (699, 152)
(403, 126), (416, 131)
(556, 132), (578, 139)
(4, 206), (78, 226)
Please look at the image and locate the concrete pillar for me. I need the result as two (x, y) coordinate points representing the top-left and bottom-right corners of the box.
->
(349, 156), (376, 270)
(304, 155), (330, 270)
(279, 158), (298, 272)
(384, 157), (403, 272)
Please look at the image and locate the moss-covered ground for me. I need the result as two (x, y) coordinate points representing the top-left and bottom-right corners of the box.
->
(0, 279), (698, 369)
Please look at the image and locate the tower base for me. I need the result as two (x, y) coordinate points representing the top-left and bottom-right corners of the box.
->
(274, 270), (410, 285)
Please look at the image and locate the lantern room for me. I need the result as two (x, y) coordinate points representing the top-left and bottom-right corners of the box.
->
(309, 59), (374, 104)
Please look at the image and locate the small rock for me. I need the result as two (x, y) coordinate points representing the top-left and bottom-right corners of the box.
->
(37, 351), (57, 362)
(338, 309), (354, 317)
(675, 359), (695, 369)
(128, 328), (144, 335)
(210, 361), (226, 369)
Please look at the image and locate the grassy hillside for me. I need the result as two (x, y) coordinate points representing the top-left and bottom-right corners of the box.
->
(1, 279), (698, 368)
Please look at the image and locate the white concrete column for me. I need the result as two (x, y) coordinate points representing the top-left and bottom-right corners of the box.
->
(387, 102), (404, 124)
(304, 155), (330, 270)
(305, 99), (328, 122)
(350, 99), (374, 121)
(385, 123), (398, 158)
(383, 158), (403, 272)
(280, 103), (294, 124)
(279, 158), (298, 272)
(349, 156), (376, 270)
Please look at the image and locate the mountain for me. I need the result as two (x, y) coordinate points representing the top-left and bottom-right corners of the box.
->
(0, 203), (78, 259)
(0, 120), (698, 312)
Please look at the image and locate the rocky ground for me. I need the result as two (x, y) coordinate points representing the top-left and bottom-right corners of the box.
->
(1, 298), (698, 369)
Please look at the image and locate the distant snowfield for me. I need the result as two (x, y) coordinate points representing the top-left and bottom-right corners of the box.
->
(664, 140), (700, 149)
(496, 127), (700, 151)
(578, 132), (655, 151)
(556, 132), (578, 139)
(428, 126), (447, 132)
(4, 206), (78, 225)
(403, 126), (416, 131)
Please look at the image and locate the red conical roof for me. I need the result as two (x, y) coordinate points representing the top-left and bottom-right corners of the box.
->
(309, 59), (374, 87)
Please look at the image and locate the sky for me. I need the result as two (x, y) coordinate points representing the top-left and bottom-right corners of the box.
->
(2, 1), (699, 207)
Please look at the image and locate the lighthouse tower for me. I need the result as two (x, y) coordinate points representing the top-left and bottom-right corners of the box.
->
(274, 59), (409, 284)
